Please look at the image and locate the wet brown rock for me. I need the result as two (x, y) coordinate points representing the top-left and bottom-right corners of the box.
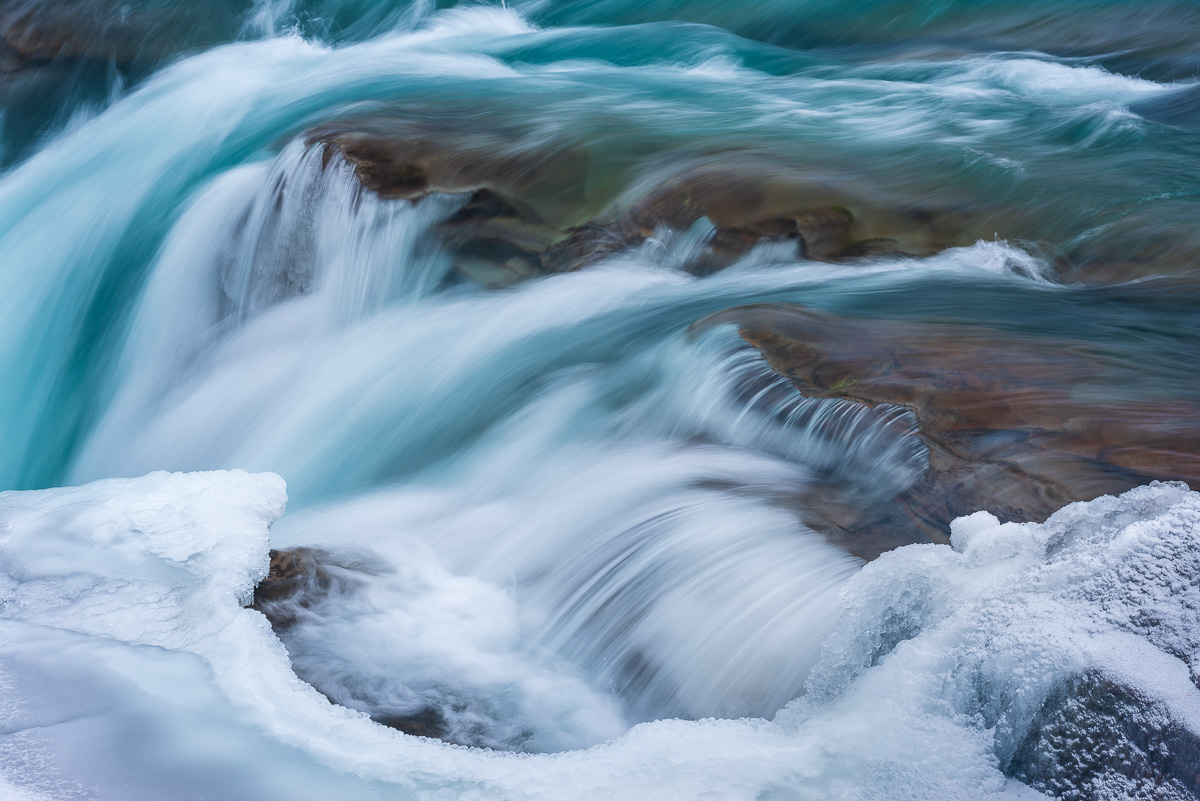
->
(308, 119), (594, 226)
(249, 548), (450, 740)
(250, 547), (353, 629)
(312, 125), (581, 284)
(323, 135), (431, 199)
(311, 121), (959, 282)
(689, 207), (859, 271)
(607, 167), (860, 266)
(608, 164), (955, 265)
(540, 223), (641, 274)
(703, 303), (1200, 543)
(794, 208), (855, 260)
(836, 237), (916, 260)
(615, 167), (772, 232)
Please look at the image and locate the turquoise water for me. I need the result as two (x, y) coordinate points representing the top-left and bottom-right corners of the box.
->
(1, 2), (1200, 799)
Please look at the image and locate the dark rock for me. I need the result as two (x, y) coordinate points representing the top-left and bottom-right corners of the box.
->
(451, 237), (544, 286)
(0, 3), (161, 69)
(614, 168), (769, 232)
(1008, 671), (1200, 801)
(793, 207), (854, 260)
(312, 129), (575, 284)
(688, 208), (856, 272)
(0, 1), (246, 162)
(340, 152), (428, 199)
(443, 188), (525, 225)
(836, 237), (915, 260)
(434, 189), (561, 285)
(372, 707), (448, 740)
(699, 219), (803, 274)
(434, 190), (556, 255)
(540, 223), (640, 273)
(250, 547), (361, 629)
(306, 118), (593, 226)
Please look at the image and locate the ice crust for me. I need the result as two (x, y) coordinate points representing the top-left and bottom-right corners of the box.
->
(788, 481), (1200, 800)
(3, 471), (1200, 800)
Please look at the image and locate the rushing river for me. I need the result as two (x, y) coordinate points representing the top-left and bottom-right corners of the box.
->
(3, 1), (1200, 799)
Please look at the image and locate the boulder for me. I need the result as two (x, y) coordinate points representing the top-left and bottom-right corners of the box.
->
(250, 547), (358, 629)
(700, 303), (1200, 542)
(1008, 670), (1200, 801)
(310, 121), (957, 283)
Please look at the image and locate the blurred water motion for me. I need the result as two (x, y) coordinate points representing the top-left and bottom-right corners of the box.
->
(1, 2), (1199, 800)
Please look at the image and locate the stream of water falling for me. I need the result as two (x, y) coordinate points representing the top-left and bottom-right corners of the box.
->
(3, 2), (1200, 799)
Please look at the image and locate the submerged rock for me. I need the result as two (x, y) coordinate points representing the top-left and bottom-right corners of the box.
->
(435, 188), (558, 286)
(1, 2), (162, 70)
(539, 222), (642, 274)
(309, 121), (957, 283)
(700, 303), (1200, 542)
(0, 1), (244, 161)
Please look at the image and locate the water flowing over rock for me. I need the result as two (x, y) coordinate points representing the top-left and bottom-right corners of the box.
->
(312, 122), (957, 283)
(718, 303), (1200, 541)
(0, 1), (246, 161)
(250, 548), (458, 741)
(4, 1), (1200, 799)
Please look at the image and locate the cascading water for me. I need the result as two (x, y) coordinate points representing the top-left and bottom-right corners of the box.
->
(65, 136), (923, 743)
(3, 2), (1200, 799)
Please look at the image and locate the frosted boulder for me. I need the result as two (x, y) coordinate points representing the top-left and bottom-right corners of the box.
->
(788, 481), (1200, 801)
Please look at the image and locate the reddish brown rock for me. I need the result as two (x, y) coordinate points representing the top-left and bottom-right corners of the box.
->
(250, 547), (355, 628)
(307, 119), (592, 225)
(310, 122), (959, 282)
(702, 304), (1200, 543)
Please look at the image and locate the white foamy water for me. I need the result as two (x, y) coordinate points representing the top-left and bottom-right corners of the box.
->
(1, 4), (1196, 798)
(4, 472), (1198, 799)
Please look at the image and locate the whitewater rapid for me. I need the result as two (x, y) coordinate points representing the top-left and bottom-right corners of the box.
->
(2, 2), (1200, 799)
(4, 471), (1199, 799)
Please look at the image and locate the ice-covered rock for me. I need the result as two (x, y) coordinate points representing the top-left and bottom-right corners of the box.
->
(0, 469), (286, 646)
(4, 471), (1200, 801)
(787, 480), (1200, 801)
